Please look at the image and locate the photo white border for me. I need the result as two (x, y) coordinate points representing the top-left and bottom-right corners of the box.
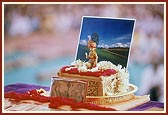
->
(2, 2), (166, 113)
(75, 16), (136, 69)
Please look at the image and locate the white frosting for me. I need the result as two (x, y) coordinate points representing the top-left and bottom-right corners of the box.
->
(71, 59), (85, 68)
(78, 65), (88, 72)
(97, 61), (117, 70)
(65, 66), (77, 71)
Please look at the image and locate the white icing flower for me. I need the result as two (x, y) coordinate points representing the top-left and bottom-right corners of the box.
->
(78, 65), (87, 72)
(65, 67), (71, 71)
(71, 59), (84, 67)
(65, 66), (77, 71)
(97, 61), (116, 70)
(90, 66), (99, 72)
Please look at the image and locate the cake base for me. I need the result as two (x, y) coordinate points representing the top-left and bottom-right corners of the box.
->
(86, 84), (138, 105)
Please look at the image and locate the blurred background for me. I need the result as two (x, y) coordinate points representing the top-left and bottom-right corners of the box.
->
(4, 4), (164, 102)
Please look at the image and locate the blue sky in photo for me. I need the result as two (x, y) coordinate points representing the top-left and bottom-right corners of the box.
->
(79, 17), (135, 48)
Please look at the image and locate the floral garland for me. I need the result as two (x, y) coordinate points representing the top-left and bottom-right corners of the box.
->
(4, 89), (117, 111)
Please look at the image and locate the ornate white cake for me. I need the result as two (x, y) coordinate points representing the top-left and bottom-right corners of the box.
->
(58, 60), (130, 96)
(55, 60), (137, 104)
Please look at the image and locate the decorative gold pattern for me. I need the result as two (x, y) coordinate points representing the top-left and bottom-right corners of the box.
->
(86, 94), (134, 105)
(86, 84), (138, 105)
(87, 81), (99, 96)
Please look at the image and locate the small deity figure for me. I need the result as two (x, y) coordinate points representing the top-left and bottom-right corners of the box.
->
(85, 33), (99, 69)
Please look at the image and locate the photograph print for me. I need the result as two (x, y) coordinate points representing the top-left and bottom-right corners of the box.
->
(76, 16), (135, 68)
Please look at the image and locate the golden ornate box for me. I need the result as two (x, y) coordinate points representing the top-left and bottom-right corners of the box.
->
(58, 72), (104, 96)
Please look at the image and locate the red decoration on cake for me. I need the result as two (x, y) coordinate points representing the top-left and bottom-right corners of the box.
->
(67, 68), (79, 74)
(61, 66), (117, 77)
